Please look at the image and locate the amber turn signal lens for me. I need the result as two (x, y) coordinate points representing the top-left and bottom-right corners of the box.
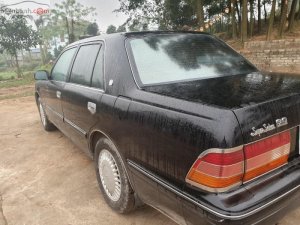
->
(185, 147), (244, 192)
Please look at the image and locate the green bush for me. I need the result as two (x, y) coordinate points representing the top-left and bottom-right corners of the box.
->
(35, 64), (52, 72)
(21, 62), (40, 71)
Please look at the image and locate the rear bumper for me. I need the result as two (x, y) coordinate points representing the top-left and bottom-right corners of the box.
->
(183, 184), (300, 225)
(128, 159), (300, 225)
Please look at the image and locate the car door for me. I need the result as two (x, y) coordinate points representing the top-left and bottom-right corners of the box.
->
(61, 42), (105, 154)
(43, 47), (77, 127)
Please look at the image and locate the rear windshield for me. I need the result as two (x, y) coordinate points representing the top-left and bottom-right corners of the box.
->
(128, 34), (257, 86)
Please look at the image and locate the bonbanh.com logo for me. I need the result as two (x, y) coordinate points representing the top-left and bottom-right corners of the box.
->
(0, 0), (51, 16)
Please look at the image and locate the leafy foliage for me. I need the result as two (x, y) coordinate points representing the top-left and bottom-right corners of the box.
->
(52, 0), (96, 43)
(0, 14), (39, 56)
(106, 25), (117, 34)
(0, 14), (39, 77)
(87, 22), (99, 36)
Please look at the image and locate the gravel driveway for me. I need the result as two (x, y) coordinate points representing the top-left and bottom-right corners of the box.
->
(0, 96), (299, 225)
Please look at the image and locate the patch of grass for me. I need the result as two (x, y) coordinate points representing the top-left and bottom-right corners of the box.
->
(0, 71), (16, 80)
(0, 90), (34, 101)
(0, 71), (34, 89)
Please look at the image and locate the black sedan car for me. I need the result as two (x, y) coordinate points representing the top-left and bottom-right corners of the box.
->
(34, 31), (300, 225)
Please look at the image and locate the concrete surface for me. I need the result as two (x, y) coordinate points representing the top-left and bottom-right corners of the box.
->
(0, 96), (299, 225)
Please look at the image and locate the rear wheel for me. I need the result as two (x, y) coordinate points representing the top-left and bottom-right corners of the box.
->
(38, 98), (56, 131)
(94, 138), (135, 213)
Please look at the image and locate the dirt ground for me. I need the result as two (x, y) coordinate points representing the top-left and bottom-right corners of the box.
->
(0, 95), (300, 225)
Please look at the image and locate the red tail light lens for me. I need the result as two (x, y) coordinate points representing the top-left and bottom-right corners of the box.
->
(243, 130), (291, 182)
(185, 146), (244, 192)
(186, 130), (292, 193)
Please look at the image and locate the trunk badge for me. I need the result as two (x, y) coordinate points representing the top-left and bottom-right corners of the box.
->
(250, 117), (288, 137)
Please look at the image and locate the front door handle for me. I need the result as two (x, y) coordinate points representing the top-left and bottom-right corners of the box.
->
(56, 91), (61, 99)
(87, 102), (96, 114)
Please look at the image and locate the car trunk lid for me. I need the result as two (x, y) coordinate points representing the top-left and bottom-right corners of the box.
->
(143, 71), (300, 143)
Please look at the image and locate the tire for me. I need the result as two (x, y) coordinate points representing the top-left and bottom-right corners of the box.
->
(38, 98), (56, 131)
(94, 138), (135, 214)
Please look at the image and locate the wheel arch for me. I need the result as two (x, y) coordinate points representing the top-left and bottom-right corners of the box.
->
(88, 129), (137, 191)
(89, 130), (118, 160)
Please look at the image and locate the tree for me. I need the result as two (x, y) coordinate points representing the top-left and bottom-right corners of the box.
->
(267, 0), (276, 40)
(53, 0), (96, 43)
(241, 0), (248, 42)
(117, 25), (127, 32)
(258, 0), (262, 33)
(54, 46), (64, 58)
(288, 0), (299, 32)
(249, 0), (255, 37)
(0, 14), (39, 78)
(278, 0), (288, 37)
(231, 0), (238, 39)
(106, 25), (117, 34)
(196, 0), (205, 28)
(34, 17), (47, 65)
(86, 22), (99, 36)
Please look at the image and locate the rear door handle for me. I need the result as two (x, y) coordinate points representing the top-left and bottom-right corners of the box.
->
(87, 102), (96, 114)
(56, 91), (61, 99)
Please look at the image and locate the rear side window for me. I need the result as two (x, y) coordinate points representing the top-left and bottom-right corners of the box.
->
(70, 44), (100, 86)
(51, 48), (77, 82)
(91, 46), (104, 89)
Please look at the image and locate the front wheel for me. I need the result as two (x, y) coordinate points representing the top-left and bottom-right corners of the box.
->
(38, 98), (56, 131)
(94, 138), (135, 214)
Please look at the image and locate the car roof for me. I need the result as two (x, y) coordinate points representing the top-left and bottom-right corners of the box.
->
(67, 30), (211, 48)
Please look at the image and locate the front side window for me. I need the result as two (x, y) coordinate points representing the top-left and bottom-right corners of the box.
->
(70, 44), (100, 86)
(128, 34), (257, 86)
(51, 48), (77, 82)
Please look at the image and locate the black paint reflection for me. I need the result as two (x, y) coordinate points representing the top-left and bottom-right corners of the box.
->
(144, 72), (300, 109)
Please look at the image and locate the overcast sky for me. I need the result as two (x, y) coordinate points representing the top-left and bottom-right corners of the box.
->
(1, 0), (129, 32)
(52, 0), (129, 32)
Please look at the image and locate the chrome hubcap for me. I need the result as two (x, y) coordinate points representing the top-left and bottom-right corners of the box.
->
(39, 103), (46, 126)
(98, 149), (121, 202)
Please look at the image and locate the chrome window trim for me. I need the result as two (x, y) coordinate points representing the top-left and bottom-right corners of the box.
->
(127, 160), (300, 220)
(65, 82), (104, 93)
(67, 40), (106, 92)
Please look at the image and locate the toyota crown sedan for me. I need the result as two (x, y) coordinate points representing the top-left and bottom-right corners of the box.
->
(34, 31), (300, 225)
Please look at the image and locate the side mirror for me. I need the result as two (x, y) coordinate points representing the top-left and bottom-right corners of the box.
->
(34, 70), (49, 80)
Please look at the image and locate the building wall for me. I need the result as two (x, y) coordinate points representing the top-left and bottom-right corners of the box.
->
(239, 39), (300, 73)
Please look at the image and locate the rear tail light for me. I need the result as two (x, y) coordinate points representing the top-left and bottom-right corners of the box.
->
(243, 130), (290, 182)
(185, 146), (244, 192)
(186, 130), (291, 192)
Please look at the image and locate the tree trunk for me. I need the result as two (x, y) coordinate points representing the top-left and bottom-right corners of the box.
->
(267, 0), (277, 40)
(250, 0), (255, 37)
(236, 1), (241, 27)
(27, 50), (32, 62)
(279, 0), (288, 38)
(69, 19), (75, 43)
(297, 1), (300, 19)
(241, 0), (248, 43)
(65, 16), (71, 43)
(196, 0), (205, 28)
(231, 0), (237, 39)
(263, 1), (268, 24)
(14, 53), (22, 78)
(258, 0), (262, 33)
(39, 42), (46, 65)
(288, 0), (299, 31)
